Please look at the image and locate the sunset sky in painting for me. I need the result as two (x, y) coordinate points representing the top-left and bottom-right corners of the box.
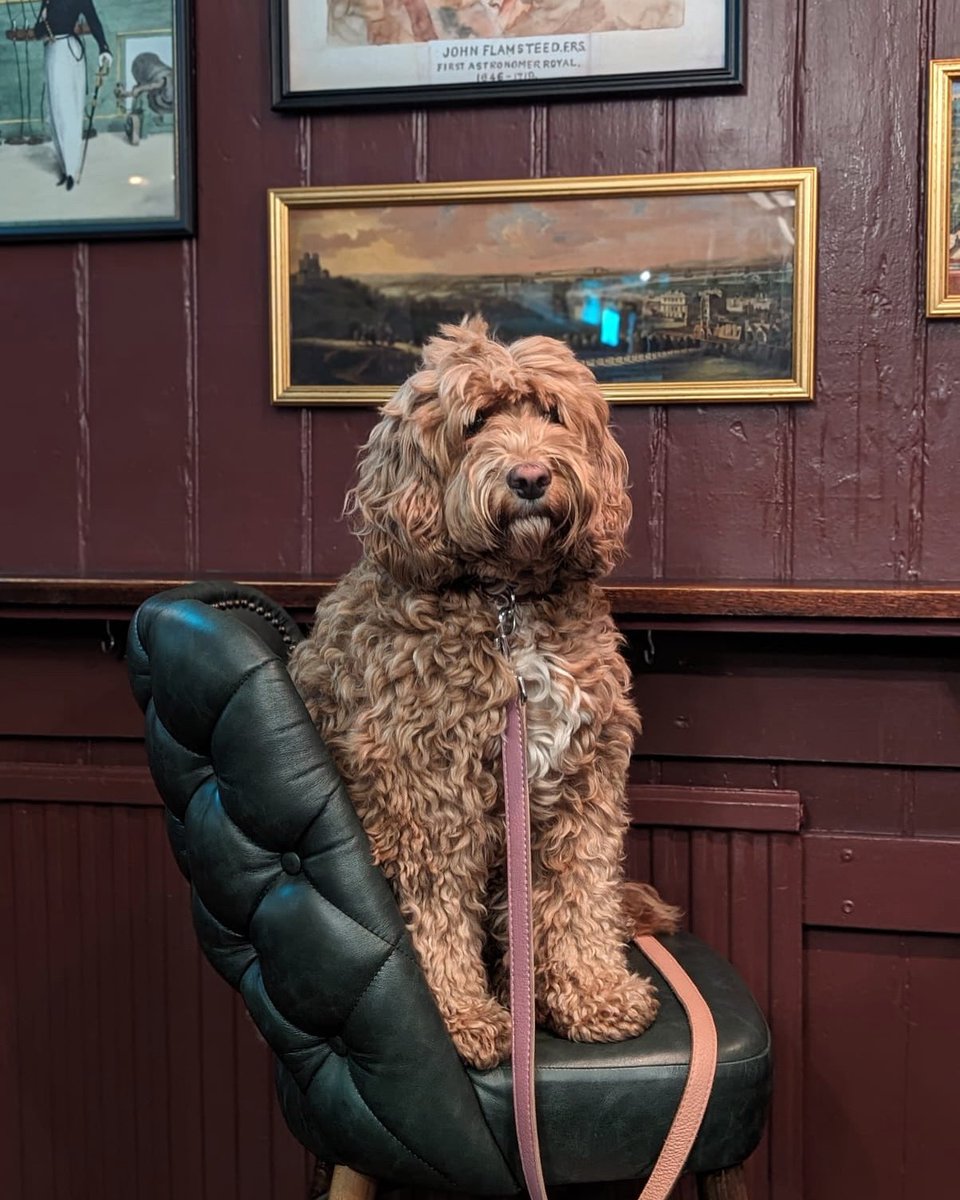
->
(290, 191), (796, 278)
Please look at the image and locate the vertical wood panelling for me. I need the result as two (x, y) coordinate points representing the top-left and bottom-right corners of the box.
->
(2, 0), (960, 587)
(0, 801), (310, 1200)
(310, 111), (420, 186)
(917, 0), (960, 579)
(545, 97), (673, 177)
(0, 806), (22, 1200)
(12, 804), (56, 1199)
(130, 805), (170, 1200)
(85, 245), (191, 573)
(162, 825), (207, 1200)
(900, 937), (960, 1195)
(792, 0), (927, 581)
(426, 105), (534, 181)
(804, 931), (911, 1200)
(729, 834), (772, 1200)
(634, 821), (803, 1200)
(46, 804), (86, 1200)
(200, 941), (240, 1198)
(192, 0), (305, 576)
(235, 1013), (273, 1200)
(308, 409), (375, 581)
(766, 835), (804, 1200)
(0, 246), (81, 575)
(662, 0), (802, 582)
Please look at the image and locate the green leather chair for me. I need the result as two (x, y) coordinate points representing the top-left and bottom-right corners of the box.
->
(127, 582), (771, 1200)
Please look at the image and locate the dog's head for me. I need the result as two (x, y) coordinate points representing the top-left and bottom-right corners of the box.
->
(349, 316), (631, 592)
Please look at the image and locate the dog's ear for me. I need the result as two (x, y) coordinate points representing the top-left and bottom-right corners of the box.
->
(590, 420), (632, 576)
(347, 382), (455, 588)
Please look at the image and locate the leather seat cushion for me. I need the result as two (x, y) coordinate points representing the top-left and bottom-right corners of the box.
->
(471, 933), (771, 1185)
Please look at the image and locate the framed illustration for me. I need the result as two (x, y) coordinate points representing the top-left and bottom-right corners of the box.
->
(271, 0), (743, 111)
(269, 168), (818, 407)
(926, 58), (960, 316)
(0, 0), (193, 241)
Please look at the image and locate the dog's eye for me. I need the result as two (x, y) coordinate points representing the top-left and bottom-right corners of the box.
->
(464, 412), (487, 438)
(545, 407), (563, 425)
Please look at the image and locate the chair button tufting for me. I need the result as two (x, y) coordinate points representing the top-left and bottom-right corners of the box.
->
(280, 851), (302, 875)
(329, 1036), (347, 1056)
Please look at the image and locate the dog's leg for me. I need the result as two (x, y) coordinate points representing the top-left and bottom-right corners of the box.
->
(533, 856), (661, 1042)
(404, 880), (513, 1069)
(531, 728), (661, 1043)
(388, 819), (512, 1070)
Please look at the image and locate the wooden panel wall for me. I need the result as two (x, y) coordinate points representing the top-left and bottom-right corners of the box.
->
(634, 628), (960, 1200)
(4, 0), (960, 584)
(0, 799), (314, 1200)
(4, 614), (959, 1199)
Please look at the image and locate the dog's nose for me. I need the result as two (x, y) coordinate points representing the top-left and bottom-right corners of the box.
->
(507, 462), (552, 501)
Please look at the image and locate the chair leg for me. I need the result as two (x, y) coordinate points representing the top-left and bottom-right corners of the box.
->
(329, 1165), (378, 1200)
(696, 1164), (749, 1200)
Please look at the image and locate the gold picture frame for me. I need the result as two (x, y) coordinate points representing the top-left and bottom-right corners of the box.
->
(269, 168), (818, 406)
(926, 59), (960, 316)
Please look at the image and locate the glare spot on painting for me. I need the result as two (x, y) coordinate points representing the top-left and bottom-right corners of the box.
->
(580, 294), (601, 325)
(776, 215), (795, 246)
(600, 307), (620, 347)
(128, 175), (147, 186)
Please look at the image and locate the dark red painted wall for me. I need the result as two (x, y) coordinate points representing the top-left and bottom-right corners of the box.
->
(4, 0), (960, 585)
(4, 2), (960, 1199)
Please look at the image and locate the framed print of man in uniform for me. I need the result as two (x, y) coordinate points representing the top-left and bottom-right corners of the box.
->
(0, 0), (193, 240)
(35, 0), (113, 190)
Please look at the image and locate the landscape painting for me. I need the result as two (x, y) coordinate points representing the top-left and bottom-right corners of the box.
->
(269, 169), (818, 405)
(926, 59), (960, 316)
(926, 60), (960, 314)
(952, 76), (960, 296)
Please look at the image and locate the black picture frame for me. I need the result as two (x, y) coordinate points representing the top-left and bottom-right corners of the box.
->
(271, 0), (743, 113)
(0, 0), (194, 242)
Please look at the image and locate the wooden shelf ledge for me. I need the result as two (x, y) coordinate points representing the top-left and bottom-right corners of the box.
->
(5, 576), (960, 623)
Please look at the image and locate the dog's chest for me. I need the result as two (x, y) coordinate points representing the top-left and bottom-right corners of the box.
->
(509, 629), (589, 782)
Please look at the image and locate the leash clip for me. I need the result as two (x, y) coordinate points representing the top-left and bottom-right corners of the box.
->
(494, 586), (527, 705)
(495, 586), (518, 658)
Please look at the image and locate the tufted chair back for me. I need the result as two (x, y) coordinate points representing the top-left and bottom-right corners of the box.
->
(127, 582), (519, 1194)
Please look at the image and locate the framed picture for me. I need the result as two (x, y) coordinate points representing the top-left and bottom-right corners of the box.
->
(0, 0), (193, 241)
(271, 0), (743, 111)
(269, 168), (818, 407)
(926, 58), (960, 316)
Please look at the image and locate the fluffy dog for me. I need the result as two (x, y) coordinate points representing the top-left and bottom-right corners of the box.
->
(289, 317), (678, 1069)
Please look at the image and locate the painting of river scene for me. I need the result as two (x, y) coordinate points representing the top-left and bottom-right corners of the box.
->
(270, 170), (817, 404)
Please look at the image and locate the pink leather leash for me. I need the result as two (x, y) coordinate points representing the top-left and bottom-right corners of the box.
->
(503, 692), (549, 1200)
(497, 587), (719, 1200)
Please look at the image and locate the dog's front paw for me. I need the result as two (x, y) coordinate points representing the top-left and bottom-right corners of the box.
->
(445, 999), (513, 1069)
(544, 969), (659, 1043)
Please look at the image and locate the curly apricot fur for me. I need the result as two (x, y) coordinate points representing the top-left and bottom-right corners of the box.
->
(290, 317), (678, 1068)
